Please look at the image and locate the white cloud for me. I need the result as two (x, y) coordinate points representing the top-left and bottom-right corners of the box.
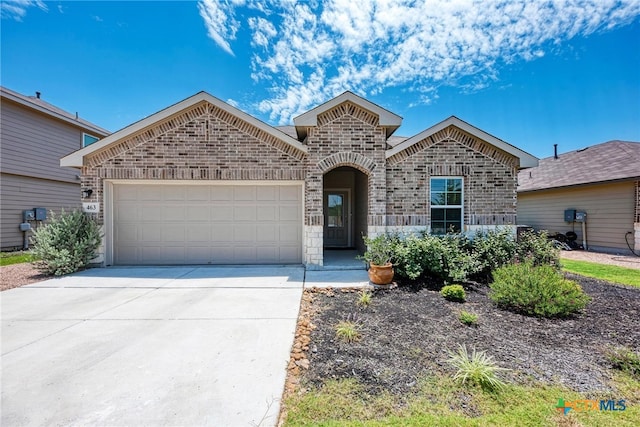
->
(198, 0), (640, 123)
(1, 0), (47, 21)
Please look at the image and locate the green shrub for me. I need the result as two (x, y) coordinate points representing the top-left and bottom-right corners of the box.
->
(458, 310), (478, 326)
(360, 234), (395, 265)
(30, 209), (102, 276)
(448, 344), (508, 390)
(472, 227), (517, 278)
(605, 346), (640, 379)
(516, 230), (560, 268)
(440, 284), (466, 302)
(489, 262), (590, 318)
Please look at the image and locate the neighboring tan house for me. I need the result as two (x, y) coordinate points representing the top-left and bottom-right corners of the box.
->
(0, 86), (110, 250)
(61, 91), (538, 268)
(517, 140), (640, 254)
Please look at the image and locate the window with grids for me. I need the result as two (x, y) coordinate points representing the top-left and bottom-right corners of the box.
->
(430, 177), (463, 234)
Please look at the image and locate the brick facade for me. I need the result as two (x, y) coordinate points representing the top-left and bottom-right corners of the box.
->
(386, 126), (518, 229)
(74, 92), (530, 267)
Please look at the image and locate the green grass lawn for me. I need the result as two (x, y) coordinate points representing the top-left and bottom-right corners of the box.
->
(283, 372), (639, 426)
(562, 259), (640, 288)
(0, 251), (34, 266)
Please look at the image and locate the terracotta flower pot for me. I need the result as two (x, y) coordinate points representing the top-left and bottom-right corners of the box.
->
(368, 262), (394, 285)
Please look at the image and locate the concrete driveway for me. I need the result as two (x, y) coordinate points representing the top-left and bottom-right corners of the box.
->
(1, 266), (304, 427)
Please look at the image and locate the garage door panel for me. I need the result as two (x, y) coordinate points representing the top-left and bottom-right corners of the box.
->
(212, 225), (234, 242)
(187, 186), (210, 201)
(279, 186), (300, 201)
(234, 186), (256, 201)
(113, 184), (302, 265)
(234, 225), (256, 242)
(212, 206), (234, 221)
(163, 207), (186, 221)
(257, 186), (277, 201)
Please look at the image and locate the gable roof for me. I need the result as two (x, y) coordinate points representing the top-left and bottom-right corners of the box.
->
(61, 91), (308, 168)
(386, 115), (538, 168)
(517, 140), (640, 192)
(1, 86), (110, 136)
(293, 91), (403, 140)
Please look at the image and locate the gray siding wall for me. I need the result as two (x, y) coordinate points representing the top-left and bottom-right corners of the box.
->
(517, 181), (636, 253)
(0, 99), (88, 250)
(1, 100), (82, 183)
(1, 173), (81, 250)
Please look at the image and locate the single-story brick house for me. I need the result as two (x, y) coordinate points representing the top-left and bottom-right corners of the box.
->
(517, 140), (640, 254)
(61, 91), (537, 268)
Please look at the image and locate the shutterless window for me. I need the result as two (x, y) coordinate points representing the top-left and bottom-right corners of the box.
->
(83, 133), (99, 147)
(430, 177), (463, 234)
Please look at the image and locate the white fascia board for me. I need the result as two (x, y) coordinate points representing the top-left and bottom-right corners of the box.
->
(1, 88), (110, 136)
(293, 91), (402, 127)
(385, 116), (539, 168)
(61, 92), (307, 168)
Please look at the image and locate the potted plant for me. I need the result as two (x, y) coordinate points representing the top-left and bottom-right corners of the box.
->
(360, 234), (395, 285)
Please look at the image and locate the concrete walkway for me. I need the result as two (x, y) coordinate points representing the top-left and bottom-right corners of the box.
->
(1, 266), (304, 427)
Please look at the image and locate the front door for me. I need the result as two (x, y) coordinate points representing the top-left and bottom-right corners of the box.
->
(323, 190), (350, 247)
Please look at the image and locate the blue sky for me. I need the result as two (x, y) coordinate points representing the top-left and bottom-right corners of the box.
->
(2, 0), (639, 159)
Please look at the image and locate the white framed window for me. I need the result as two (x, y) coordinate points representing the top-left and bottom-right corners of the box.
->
(430, 177), (463, 234)
(83, 133), (100, 147)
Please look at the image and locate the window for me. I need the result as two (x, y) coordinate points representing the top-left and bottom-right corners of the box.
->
(83, 133), (100, 147)
(430, 177), (463, 234)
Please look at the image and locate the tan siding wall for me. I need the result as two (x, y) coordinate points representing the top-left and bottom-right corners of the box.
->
(0, 173), (81, 250)
(0, 100), (83, 183)
(518, 181), (635, 252)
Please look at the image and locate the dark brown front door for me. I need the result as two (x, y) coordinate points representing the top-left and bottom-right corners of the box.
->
(323, 190), (349, 247)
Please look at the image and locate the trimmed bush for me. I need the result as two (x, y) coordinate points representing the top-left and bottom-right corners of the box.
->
(440, 284), (466, 302)
(489, 262), (590, 318)
(30, 209), (102, 276)
(472, 227), (517, 278)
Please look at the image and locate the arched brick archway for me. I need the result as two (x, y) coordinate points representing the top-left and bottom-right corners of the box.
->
(317, 152), (375, 176)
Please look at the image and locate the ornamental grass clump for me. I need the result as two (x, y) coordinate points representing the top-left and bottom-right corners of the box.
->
(489, 262), (590, 318)
(448, 344), (508, 391)
(335, 320), (361, 343)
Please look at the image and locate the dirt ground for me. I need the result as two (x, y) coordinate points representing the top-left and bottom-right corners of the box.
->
(299, 275), (639, 397)
(0, 263), (48, 291)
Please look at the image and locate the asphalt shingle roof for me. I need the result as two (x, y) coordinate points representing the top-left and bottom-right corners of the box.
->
(517, 140), (640, 192)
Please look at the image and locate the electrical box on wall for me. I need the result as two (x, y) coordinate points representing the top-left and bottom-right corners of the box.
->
(19, 222), (31, 231)
(564, 209), (576, 222)
(575, 211), (587, 222)
(23, 210), (35, 221)
(34, 207), (47, 221)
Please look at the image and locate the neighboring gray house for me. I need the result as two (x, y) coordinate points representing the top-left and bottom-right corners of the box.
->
(0, 86), (109, 250)
(518, 140), (640, 254)
(61, 91), (537, 268)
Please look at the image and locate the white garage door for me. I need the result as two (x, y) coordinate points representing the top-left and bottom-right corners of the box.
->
(112, 183), (302, 265)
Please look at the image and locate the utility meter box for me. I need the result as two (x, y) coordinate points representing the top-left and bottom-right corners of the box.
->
(564, 209), (576, 222)
(575, 211), (587, 222)
(23, 209), (35, 221)
(34, 207), (47, 221)
(19, 222), (31, 231)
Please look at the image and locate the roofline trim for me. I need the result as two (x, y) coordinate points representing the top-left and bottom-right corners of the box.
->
(1, 87), (110, 136)
(293, 91), (403, 127)
(385, 116), (538, 168)
(61, 91), (308, 168)
(518, 176), (640, 193)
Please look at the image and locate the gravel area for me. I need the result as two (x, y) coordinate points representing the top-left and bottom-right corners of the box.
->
(301, 275), (640, 396)
(561, 249), (640, 269)
(0, 263), (48, 291)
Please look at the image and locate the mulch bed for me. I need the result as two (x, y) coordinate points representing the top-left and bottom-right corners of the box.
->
(296, 274), (639, 396)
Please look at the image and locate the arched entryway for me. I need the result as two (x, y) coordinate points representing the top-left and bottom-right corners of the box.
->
(323, 166), (369, 267)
